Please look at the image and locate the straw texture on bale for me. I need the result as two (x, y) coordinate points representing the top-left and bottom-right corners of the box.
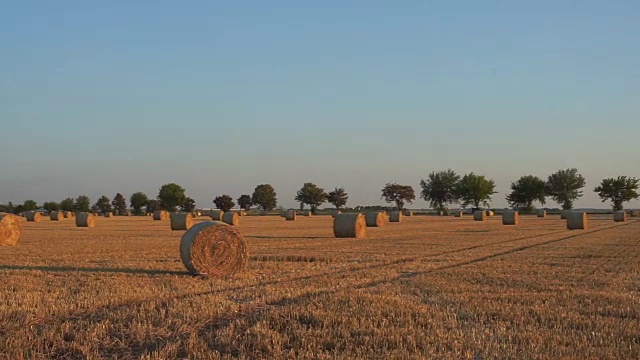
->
(333, 213), (366, 238)
(389, 211), (402, 222)
(560, 210), (570, 220)
(76, 212), (95, 228)
(179, 221), (248, 277)
(474, 211), (487, 221)
(62, 211), (74, 218)
(0, 214), (21, 246)
(50, 211), (64, 221)
(537, 210), (547, 218)
(210, 210), (224, 221)
(402, 209), (413, 216)
(284, 210), (296, 221)
(222, 211), (239, 226)
(614, 211), (626, 222)
(502, 211), (519, 225)
(567, 212), (588, 230)
(153, 210), (169, 221)
(171, 212), (194, 231)
(365, 212), (385, 227)
(25, 211), (42, 222)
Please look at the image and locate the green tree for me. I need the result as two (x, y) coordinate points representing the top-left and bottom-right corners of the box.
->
(146, 199), (160, 213)
(42, 201), (60, 213)
(94, 196), (112, 214)
(13, 204), (25, 215)
(157, 183), (186, 211)
(419, 169), (460, 212)
(252, 184), (278, 211)
(294, 182), (327, 213)
(213, 195), (235, 212)
(456, 173), (497, 210)
(237, 195), (253, 210)
(381, 183), (416, 210)
(60, 197), (75, 212)
(505, 175), (547, 212)
(326, 187), (349, 210)
(546, 168), (586, 210)
(181, 197), (196, 212)
(74, 195), (91, 212)
(23, 200), (38, 211)
(130, 192), (148, 215)
(112, 193), (127, 215)
(594, 176), (640, 211)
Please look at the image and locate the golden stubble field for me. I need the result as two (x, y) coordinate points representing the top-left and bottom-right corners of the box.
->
(1, 214), (639, 359)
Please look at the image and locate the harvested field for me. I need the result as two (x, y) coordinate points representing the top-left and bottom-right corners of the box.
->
(1, 215), (639, 359)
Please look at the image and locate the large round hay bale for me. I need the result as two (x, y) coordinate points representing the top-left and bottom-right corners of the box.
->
(402, 209), (413, 216)
(210, 210), (224, 221)
(502, 211), (519, 225)
(389, 211), (402, 222)
(171, 212), (194, 230)
(283, 210), (296, 221)
(474, 211), (486, 221)
(222, 211), (239, 226)
(25, 211), (42, 222)
(365, 212), (385, 227)
(153, 210), (169, 220)
(76, 212), (95, 228)
(454, 211), (463, 218)
(0, 214), (21, 246)
(484, 210), (494, 216)
(614, 211), (626, 222)
(567, 212), (588, 230)
(537, 210), (547, 218)
(62, 211), (74, 218)
(50, 211), (64, 221)
(560, 210), (570, 220)
(333, 213), (366, 238)
(179, 221), (248, 277)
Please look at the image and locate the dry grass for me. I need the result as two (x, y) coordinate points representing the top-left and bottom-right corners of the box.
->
(0, 215), (639, 359)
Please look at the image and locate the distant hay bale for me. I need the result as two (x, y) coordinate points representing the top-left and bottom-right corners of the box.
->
(50, 211), (64, 221)
(170, 212), (194, 230)
(210, 210), (224, 221)
(284, 210), (296, 221)
(365, 212), (385, 227)
(260, 210), (268, 216)
(237, 210), (246, 217)
(195, 211), (202, 217)
(560, 210), (570, 220)
(0, 214), (21, 246)
(454, 211), (463, 218)
(402, 209), (413, 216)
(153, 210), (169, 221)
(179, 221), (248, 277)
(304, 211), (312, 217)
(567, 212), (588, 230)
(331, 210), (342, 218)
(474, 211), (487, 221)
(222, 212), (239, 226)
(537, 210), (547, 218)
(614, 211), (626, 222)
(76, 212), (95, 228)
(25, 211), (42, 222)
(389, 211), (402, 222)
(502, 211), (519, 225)
(333, 213), (366, 238)
(104, 212), (112, 218)
(630, 210), (639, 217)
(62, 211), (74, 218)
(484, 210), (494, 216)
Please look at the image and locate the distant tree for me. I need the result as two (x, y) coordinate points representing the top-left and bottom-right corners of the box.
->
(213, 195), (235, 212)
(505, 175), (547, 213)
(94, 196), (113, 214)
(157, 183), (186, 211)
(419, 169), (460, 212)
(145, 199), (160, 213)
(295, 182), (327, 213)
(252, 184), (278, 211)
(181, 197), (196, 212)
(594, 176), (640, 211)
(22, 200), (38, 211)
(130, 192), (148, 215)
(381, 183), (416, 210)
(42, 201), (60, 213)
(237, 195), (253, 210)
(546, 168), (586, 210)
(456, 173), (497, 210)
(60, 197), (75, 212)
(74, 195), (91, 212)
(6, 202), (14, 213)
(111, 193), (127, 215)
(326, 187), (349, 210)
(90, 204), (99, 212)
(13, 204), (25, 215)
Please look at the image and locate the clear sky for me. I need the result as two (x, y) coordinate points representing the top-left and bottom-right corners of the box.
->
(1, 1), (639, 210)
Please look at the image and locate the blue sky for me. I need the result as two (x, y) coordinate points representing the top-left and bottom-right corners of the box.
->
(1, 1), (639, 209)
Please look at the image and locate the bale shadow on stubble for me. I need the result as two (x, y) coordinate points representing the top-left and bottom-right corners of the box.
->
(0, 264), (189, 276)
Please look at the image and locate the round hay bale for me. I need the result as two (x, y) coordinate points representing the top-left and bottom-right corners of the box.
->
(389, 211), (402, 223)
(560, 210), (570, 220)
(179, 221), (248, 277)
(283, 210), (296, 221)
(50, 211), (64, 221)
(333, 213), (366, 238)
(537, 210), (547, 218)
(502, 211), (519, 225)
(402, 209), (413, 216)
(567, 212), (588, 230)
(25, 211), (42, 222)
(614, 210), (626, 222)
(364, 212), (385, 227)
(474, 211), (487, 221)
(630, 210), (639, 217)
(331, 210), (342, 218)
(303, 211), (312, 217)
(0, 214), (21, 246)
(454, 211), (463, 218)
(76, 212), (95, 228)
(62, 211), (74, 218)
(153, 210), (169, 220)
(171, 212), (194, 230)
(484, 210), (494, 216)
(104, 212), (112, 218)
(222, 212), (239, 226)
(210, 210), (224, 221)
